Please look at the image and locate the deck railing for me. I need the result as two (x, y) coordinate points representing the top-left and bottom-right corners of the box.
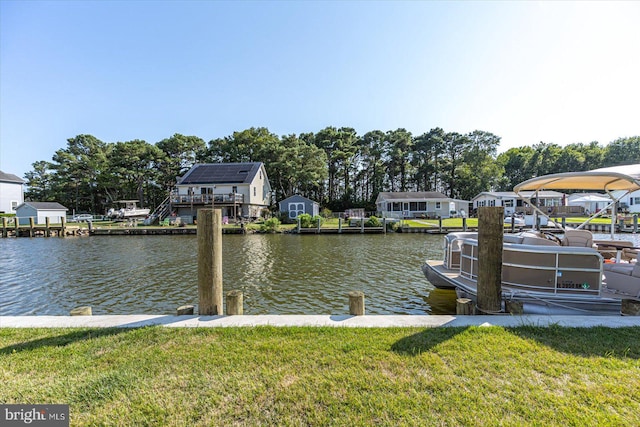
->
(171, 193), (244, 204)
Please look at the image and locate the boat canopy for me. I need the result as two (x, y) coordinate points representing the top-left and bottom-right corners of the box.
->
(514, 164), (640, 193)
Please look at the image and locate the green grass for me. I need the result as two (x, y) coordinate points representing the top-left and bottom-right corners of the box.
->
(1, 326), (639, 426)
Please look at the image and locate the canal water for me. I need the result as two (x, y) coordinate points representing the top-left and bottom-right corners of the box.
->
(1, 233), (456, 316)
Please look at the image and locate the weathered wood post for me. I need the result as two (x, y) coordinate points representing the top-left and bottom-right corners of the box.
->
(198, 208), (223, 315)
(297, 216), (301, 233)
(2, 217), (7, 238)
(338, 217), (343, 233)
(14, 216), (20, 236)
(317, 217), (321, 233)
(360, 217), (365, 233)
(477, 206), (503, 314)
(45, 217), (51, 237)
(70, 306), (92, 316)
(462, 217), (467, 232)
(226, 290), (244, 315)
(633, 214), (638, 233)
(456, 298), (474, 315)
(383, 217), (387, 234)
(29, 217), (35, 237)
(438, 217), (443, 233)
(60, 217), (66, 237)
(348, 291), (365, 315)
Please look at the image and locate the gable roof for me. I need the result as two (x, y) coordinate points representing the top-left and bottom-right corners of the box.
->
(17, 202), (68, 211)
(0, 171), (25, 184)
(280, 195), (318, 205)
(177, 162), (264, 185)
(473, 191), (564, 201)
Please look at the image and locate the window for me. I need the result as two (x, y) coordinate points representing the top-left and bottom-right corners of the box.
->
(253, 187), (256, 197)
(435, 202), (441, 209)
(418, 202), (427, 211)
(289, 202), (305, 219)
(504, 200), (514, 208)
(11, 201), (18, 211)
(409, 202), (418, 211)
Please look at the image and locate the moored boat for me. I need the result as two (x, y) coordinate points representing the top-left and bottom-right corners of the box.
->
(422, 164), (640, 315)
(107, 200), (150, 220)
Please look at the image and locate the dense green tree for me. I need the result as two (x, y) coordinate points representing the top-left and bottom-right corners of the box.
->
(385, 128), (413, 192)
(603, 136), (640, 166)
(156, 134), (206, 188)
(24, 160), (55, 202)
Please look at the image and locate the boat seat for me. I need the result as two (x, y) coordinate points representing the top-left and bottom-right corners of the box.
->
(561, 229), (595, 248)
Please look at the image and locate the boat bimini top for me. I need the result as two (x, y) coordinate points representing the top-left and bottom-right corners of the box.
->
(514, 164), (640, 237)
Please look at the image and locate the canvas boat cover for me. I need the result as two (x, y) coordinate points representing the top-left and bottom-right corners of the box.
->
(514, 164), (640, 193)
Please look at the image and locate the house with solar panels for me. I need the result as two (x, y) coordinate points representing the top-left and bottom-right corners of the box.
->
(170, 162), (272, 222)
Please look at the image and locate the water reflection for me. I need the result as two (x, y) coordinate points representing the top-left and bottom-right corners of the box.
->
(0, 233), (447, 316)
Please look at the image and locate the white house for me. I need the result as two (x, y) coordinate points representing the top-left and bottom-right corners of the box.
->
(612, 189), (640, 214)
(172, 162), (272, 221)
(0, 171), (25, 214)
(15, 202), (68, 225)
(473, 191), (565, 216)
(279, 195), (320, 220)
(375, 192), (469, 219)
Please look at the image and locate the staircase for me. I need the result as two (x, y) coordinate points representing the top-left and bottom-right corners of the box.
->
(149, 196), (171, 224)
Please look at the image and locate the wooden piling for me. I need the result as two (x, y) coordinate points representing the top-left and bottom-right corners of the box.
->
(505, 300), (524, 315)
(456, 298), (474, 315)
(60, 217), (66, 237)
(338, 217), (343, 233)
(176, 305), (195, 315)
(197, 209), (223, 315)
(360, 217), (364, 233)
(226, 290), (244, 315)
(29, 217), (35, 237)
(348, 291), (365, 315)
(317, 217), (321, 233)
(621, 299), (640, 316)
(477, 206), (504, 314)
(70, 306), (92, 316)
(45, 217), (51, 237)
(2, 217), (7, 238)
(462, 217), (467, 232)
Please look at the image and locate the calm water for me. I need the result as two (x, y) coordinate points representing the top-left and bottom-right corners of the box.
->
(0, 233), (455, 316)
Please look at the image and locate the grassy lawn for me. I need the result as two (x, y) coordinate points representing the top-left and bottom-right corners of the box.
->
(1, 326), (639, 426)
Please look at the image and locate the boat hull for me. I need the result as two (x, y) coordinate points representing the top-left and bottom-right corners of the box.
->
(423, 260), (622, 315)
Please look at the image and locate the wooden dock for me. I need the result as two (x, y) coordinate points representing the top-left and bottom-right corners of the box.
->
(1, 217), (82, 238)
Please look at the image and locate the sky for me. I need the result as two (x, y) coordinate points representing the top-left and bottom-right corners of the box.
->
(1, 1), (639, 179)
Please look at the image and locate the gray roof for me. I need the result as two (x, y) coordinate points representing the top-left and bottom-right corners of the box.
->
(178, 162), (263, 185)
(473, 191), (565, 201)
(376, 191), (449, 202)
(0, 170), (25, 184)
(280, 195), (317, 204)
(18, 202), (68, 211)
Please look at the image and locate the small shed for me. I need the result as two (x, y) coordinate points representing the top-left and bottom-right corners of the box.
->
(279, 195), (320, 220)
(15, 202), (68, 225)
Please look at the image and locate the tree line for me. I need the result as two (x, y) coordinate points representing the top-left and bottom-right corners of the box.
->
(23, 128), (640, 215)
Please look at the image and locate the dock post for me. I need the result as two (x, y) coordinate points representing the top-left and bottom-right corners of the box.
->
(383, 217), (387, 234)
(14, 216), (20, 236)
(60, 217), (66, 237)
(360, 217), (364, 233)
(45, 217), (51, 237)
(348, 291), (365, 315)
(2, 217), (7, 238)
(634, 215), (638, 233)
(297, 217), (301, 233)
(438, 217), (442, 233)
(317, 217), (321, 234)
(197, 208), (223, 315)
(505, 300), (524, 315)
(29, 217), (35, 237)
(226, 290), (244, 315)
(176, 305), (195, 315)
(70, 306), (92, 316)
(456, 298), (474, 315)
(621, 299), (640, 316)
(338, 217), (342, 233)
(462, 217), (467, 232)
(477, 206), (503, 314)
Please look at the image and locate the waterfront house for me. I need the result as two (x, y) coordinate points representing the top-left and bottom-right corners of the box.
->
(472, 191), (565, 216)
(0, 170), (25, 214)
(375, 192), (469, 219)
(611, 189), (640, 214)
(279, 195), (320, 220)
(172, 162), (272, 222)
(15, 202), (68, 225)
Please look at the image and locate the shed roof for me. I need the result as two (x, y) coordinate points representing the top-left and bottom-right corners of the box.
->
(280, 195), (318, 204)
(17, 202), (68, 211)
(178, 162), (264, 185)
(0, 171), (25, 184)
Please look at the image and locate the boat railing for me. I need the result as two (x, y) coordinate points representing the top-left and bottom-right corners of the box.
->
(458, 239), (604, 296)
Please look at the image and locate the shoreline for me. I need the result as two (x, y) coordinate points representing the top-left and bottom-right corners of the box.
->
(1, 314), (639, 328)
